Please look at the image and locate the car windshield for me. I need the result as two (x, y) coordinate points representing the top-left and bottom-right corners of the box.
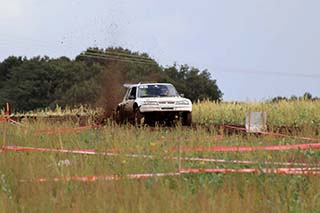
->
(138, 84), (179, 97)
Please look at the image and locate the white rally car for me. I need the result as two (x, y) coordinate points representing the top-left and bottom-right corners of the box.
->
(114, 83), (192, 126)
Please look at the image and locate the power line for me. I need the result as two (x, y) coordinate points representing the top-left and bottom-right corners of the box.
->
(79, 54), (158, 66)
(85, 49), (156, 62)
(2, 34), (318, 79)
(84, 51), (156, 64)
(81, 53), (158, 65)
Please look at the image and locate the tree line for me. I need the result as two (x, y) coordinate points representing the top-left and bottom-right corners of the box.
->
(0, 47), (223, 113)
(271, 92), (319, 102)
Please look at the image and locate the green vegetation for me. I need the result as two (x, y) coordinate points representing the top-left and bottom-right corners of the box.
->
(1, 47), (319, 211)
(7, 99), (320, 130)
(193, 100), (320, 128)
(0, 47), (222, 112)
(0, 120), (319, 212)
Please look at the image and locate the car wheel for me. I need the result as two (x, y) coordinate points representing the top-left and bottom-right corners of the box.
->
(182, 112), (192, 126)
(112, 108), (123, 125)
(116, 110), (122, 124)
(134, 108), (144, 127)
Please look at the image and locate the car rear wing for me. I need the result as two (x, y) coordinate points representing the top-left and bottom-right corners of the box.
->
(123, 83), (138, 88)
(123, 82), (168, 88)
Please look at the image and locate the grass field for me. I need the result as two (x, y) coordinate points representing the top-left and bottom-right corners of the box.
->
(8, 100), (320, 129)
(193, 100), (320, 128)
(0, 117), (319, 212)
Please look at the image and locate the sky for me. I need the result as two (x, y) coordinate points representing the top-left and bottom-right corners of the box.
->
(0, 0), (319, 101)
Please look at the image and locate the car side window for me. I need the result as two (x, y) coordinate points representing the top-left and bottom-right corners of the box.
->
(124, 88), (130, 100)
(128, 87), (136, 100)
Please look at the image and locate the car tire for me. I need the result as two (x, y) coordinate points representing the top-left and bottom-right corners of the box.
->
(134, 108), (144, 127)
(182, 112), (192, 126)
(112, 108), (123, 125)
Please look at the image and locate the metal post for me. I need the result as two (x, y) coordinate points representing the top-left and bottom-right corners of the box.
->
(220, 122), (225, 137)
(248, 112), (251, 133)
(262, 112), (267, 131)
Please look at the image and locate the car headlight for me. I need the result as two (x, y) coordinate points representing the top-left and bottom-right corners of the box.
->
(175, 100), (190, 105)
(143, 101), (159, 105)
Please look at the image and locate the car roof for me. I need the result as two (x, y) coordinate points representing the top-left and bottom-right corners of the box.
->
(123, 83), (173, 88)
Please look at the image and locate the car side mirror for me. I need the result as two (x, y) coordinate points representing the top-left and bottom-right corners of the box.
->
(128, 95), (135, 100)
(180, 94), (184, 97)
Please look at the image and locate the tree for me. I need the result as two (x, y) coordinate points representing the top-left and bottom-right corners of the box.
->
(302, 92), (312, 100)
(272, 96), (287, 103)
(0, 47), (224, 111)
(0, 56), (24, 88)
(162, 65), (223, 102)
(48, 57), (104, 107)
(76, 47), (162, 82)
(1, 56), (53, 110)
(271, 92), (319, 102)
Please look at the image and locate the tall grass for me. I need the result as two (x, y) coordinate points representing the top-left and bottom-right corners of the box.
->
(193, 100), (320, 128)
(6, 100), (320, 128)
(0, 120), (319, 212)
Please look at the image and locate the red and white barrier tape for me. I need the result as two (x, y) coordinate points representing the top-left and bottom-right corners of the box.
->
(224, 125), (247, 131)
(180, 167), (320, 176)
(22, 167), (320, 183)
(8, 118), (27, 127)
(0, 117), (7, 122)
(102, 141), (320, 153)
(21, 172), (182, 183)
(4, 117), (319, 144)
(224, 125), (320, 142)
(179, 157), (320, 167)
(0, 117), (24, 125)
(1, 116), (99, 134)
(1, 145), (162, 159)
(3, 145), (320, 168)
(4, 141), (320, 156)
(177, 143), (320, 152)
(35, 124), (100, 134)
(2, 145), (103, 155)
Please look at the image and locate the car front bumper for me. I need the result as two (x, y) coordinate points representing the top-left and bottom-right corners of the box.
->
(139, 105), (192, 113)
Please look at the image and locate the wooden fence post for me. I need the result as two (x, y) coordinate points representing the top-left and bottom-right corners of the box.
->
(2, 103), (9, 148)
(2, 119), (7, 148)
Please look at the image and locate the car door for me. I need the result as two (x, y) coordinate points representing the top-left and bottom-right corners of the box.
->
(117, 88), (130, 120)
(124, 86), (137, 120)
